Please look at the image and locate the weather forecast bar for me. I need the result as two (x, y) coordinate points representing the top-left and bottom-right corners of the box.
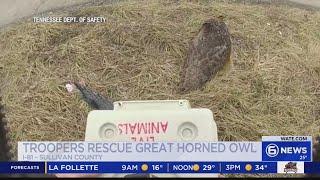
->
(0, 161), (275, 174)
(3, 161), (319, 174)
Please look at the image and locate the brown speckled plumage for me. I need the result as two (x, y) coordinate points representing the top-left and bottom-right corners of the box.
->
(179, 18), (231, 92)
(0, 98), (12, 162)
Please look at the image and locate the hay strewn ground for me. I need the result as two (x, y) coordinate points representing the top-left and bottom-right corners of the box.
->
(0, 0), (319, 161)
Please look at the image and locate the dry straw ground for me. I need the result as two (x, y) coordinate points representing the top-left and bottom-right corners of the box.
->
(0, 0), (319, 160)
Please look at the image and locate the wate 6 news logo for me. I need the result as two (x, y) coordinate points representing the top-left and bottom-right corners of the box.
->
(262, 142), (311, 161)
(266, 144), (280, 157)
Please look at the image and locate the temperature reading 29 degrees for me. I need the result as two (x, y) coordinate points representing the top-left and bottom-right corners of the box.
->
(203, 164), (216, 171)
(300, 155), (308, 160)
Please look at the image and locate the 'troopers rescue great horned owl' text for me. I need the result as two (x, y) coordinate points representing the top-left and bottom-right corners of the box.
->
(180, 18), (232, 92)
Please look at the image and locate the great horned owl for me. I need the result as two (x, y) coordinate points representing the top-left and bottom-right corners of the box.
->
(0, 99), (12, 161)
(179, 18), (232, 92)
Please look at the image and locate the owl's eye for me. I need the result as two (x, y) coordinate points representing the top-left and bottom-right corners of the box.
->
(202, 24), (212, 33)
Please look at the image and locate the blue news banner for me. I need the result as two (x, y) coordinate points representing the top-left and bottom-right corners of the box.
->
(3, 136), (316, 174)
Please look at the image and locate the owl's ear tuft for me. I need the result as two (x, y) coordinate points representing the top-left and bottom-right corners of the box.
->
(217, 15), (225, 21)
(202, 19), (214, 31)
(203, 18), (215, 24)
